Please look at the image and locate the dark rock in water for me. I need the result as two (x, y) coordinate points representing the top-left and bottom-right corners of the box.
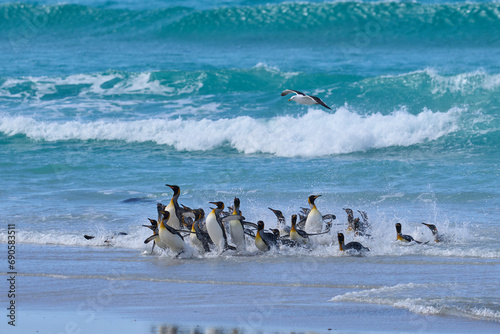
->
(121, 197), (153, 204)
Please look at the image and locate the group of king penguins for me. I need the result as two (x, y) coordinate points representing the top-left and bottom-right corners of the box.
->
(141, 184), (443, 257)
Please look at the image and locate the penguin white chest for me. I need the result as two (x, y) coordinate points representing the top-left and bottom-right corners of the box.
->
(190, 231), (203, 250)
(229, 219), (245, 249)
(255, 233), (269, 252)
(159, 228), (185, 254)
(290, 230), (308, 244)
(206, 212), (224, 250)
(166, 202), (181, 229)
(305, 207), (323, 233)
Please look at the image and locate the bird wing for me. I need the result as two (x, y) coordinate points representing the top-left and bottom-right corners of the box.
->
(310, 95), (332, 110)
(297, 229), (309, 239)
(281, 89), (306, 97)
(261, 231), (278, 247)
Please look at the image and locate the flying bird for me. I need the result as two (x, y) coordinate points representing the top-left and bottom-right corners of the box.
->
(281, 89), (331, 110)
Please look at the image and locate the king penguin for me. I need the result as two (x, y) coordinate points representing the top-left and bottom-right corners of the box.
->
(228, 197), (246, 251)
(305, 195), (323, 233)
(189, 209), (213, 253)
(158, 211), (187, 255)
(268, 207), (291, 236)
(206, 201), (236, 252)
(143, 217), (168, 253)
(165, 184), (183, 230)
(255, 221), (279, 252)
(396, 223), (424, 244)
(290, 214), (310, 245)
(422, 223), (443, 242)
(337, 233), (369, 252)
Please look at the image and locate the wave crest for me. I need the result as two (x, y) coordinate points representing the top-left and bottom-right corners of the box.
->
(0, 107), (460, 157)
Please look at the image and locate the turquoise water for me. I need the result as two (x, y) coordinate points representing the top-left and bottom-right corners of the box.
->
(0, 0), (499, 330)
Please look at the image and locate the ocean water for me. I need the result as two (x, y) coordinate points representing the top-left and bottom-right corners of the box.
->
(1, 0), (499, 332)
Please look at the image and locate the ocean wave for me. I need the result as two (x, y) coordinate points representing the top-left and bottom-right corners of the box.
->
(1, 2), (499, 44)
(2, 67), (499, 102)
(0, 106), (460, 156)
(331, 283), (500, 322)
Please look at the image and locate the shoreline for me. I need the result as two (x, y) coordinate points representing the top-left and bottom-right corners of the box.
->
(7, 298), (500, 334)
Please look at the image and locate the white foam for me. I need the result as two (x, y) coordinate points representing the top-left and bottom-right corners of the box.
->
(0, 106), (460, 157)
(426, 68), (500, 94)
(331, 282), (500, 322)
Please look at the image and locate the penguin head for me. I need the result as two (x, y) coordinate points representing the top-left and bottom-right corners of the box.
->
(343, 208), (353, 217)
(422, 223), (438, 235)
(308, 195), (321, 205)
(395, 223), (402, 234)
(270, 229), (280, 237)
(165, 184), (180, 195)
(233, 197), (240, 208)
(157, 203), (165, 214)
(193, 209), (205, 221)
(291, 214), (297, 227)
(257, 221), (265, 231)
(268, 207), (284, 219)
(337, 233), (345, 245)
(209, 201), (224, 210)
(160, 211), (170, 226)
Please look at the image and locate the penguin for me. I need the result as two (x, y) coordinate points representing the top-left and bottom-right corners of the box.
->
(205, 201), (236, 252)
(83, 232), (128, 244)
(344, 208), (355, 232)
(228, 198), (246, 251)
(270, 228), (298, 248)
(158, 211), (187, 255)
(165, 184), (184, 230)
(422, 223), (443, 243)
(290, 214), (310, 245)
(143, 205), (169, 252)
(337, 233), (370, 252)
(255, 221), (278, 252)
(357, 210), (371, 234)
(189, 209), (213, 253)
(305, 195), (323, 233)
(395, 223), (424, 244)
(268, 207), (291, 236)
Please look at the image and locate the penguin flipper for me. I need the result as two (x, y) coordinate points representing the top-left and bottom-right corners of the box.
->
(144, 234), (158, 244)
(224, 244), (237, 251)
(242, 221), (258, 228)
(221, 214), (246, 222)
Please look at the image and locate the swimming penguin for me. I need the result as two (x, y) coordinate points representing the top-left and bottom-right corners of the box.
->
(395, 223), (424, 244)
(305, 195), (323, 233)
(165, 184), (184, 230)
(228, 198), (246, 251)
(344, 208), (355, 231)
(337, 233), (370, 252)
(255, 221), (279, 252)
(206, 201), (236, 252)
(268, 207), (291, 236)
(142, 218), (168, 253)
(290, 214), (310, 245)
(189, 209), (213, 253)
(269, 228), (298, 247)
(422, 223), (443, 242)
(158, 211), (187, 255)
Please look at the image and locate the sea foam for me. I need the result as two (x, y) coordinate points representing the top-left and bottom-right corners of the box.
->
(0, 106), (460, 157)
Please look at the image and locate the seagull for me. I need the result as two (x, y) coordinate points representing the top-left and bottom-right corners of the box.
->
(281, 89), (331, 110)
